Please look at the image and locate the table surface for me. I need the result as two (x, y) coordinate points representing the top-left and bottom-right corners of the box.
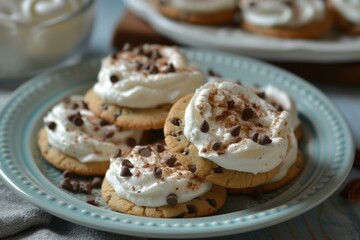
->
(1, 0), (360, 239)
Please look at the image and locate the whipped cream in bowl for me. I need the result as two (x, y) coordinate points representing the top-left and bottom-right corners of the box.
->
(44, 95), (143, 163)
(106, 144), (212, 207)
(184, 81), (297, 174)
(0, 0), (94, 81)
(93, 44), (204, 109)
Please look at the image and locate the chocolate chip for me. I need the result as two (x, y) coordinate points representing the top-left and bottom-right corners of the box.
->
(99, 119), (109, 126)
(256, 92), (265, 99)
(212, 142), (221, 151)
(155, 143), (165, 153)
(110, 75), (119, 83)
(188, 164), (196, 173)
(208, 69), (222, 77)
(186, 204), (198, 214)
(135, 61), (143, 71)
(113, 148), (122, 158)
(81, 181), (93, 194)
(123, 137), (136, 148)
(147, 64), (159, 74)
(213, 166), (223, 173)
(61, 178), (72, 191)
(242, 107), (254, 121)
(153, 167), (162, 179)
(182, 148), (189, 155)
(164, 155), (177, 167)
(91, 177), (103, 188)
(200, 120), (209, 133)
(139, 147), (151, 157)
(170, 117), (181, 126)
(86, 194), (98, 206)
(73, 116), (84, 126)
(229, 125), (241, 137)
(81, 101), (89, 110)
(164, 63), (176, 73)
(63, 170), (74, 178)
(206, 199), (217, 208)
(46, 121), (56, 131)
(227, 101), (235, 109)
(122, 42), (132, 51)
(122, 159), (134, 168)
(120, 166), (132, 177)
(70, 179), (80, 192)
(251, 132), (259, 142)
(259, 134), (272, 145)
(167, 193), (178, 206)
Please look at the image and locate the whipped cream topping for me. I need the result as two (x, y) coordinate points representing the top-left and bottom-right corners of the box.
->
(94, 44), (204, 109)
(240, 0), (325, 27)
(330, 0), (360, 23)
(164, 0), (236, 13)
(265, 131), (298, 183)
(44, 95), (143, 163)
(0, 0), (83, 29)
(260, 85), (300, 130)
(184, 81), (295, 174)
(106, 144), (212, 207)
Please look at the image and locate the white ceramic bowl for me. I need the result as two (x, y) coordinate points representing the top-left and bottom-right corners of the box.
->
(0, 0), (95, 81)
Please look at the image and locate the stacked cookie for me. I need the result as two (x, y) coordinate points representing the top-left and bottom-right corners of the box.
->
(38, 43), (303, 218)
(151, 0), (360, 38)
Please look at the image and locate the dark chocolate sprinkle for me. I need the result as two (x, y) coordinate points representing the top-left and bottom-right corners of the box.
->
(86, 194), (98, 206)
(46, 121), (57, 131)
(139, 147), (151, 157)
(81, 101), (89, 110)
(155, 143), (165, 153)
(122, 159), (134, 168)
(91, 177), (103, 188)
(120, 166), (132, 177)
(110, 75), (119, 83)
(256, 92), (266, 99)
(227, 101), (235, 109)
(99, 119), (110, 126)
(153, 167), (162, 179)
(229, 125), (241, 137)
(61, 178), (72, 191)
(63, 170), (74, 178)
(200, 120), (209, 133)
(81, 181), (93, 194)
(125, 137), (137, 148)
(206, 198), (217, 208)
(259, 134), (272, 145)
(242, 107), (254, 121)
(113, 148), (122, 158)
(148, 64), (159, 74)
(72, 116), (84, 126)
(213, 166), (223, 173)
(208, 69), (222, 78)
(186, 204), (198, 214)
(188, 164), (196, 173)
(166, 193), (178, 206)
(164, 63), (176, 73)
(212, 142), (222, 151)
(70, 179), (80, 193)
(251, 132), (259, 143)
(170, 117), (181, 126)
(164, 155), (177, 167)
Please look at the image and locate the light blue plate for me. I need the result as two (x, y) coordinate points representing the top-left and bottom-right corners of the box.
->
(0, 49), (354, 239)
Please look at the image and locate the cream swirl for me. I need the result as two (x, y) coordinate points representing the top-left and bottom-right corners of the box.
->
(93, 44), (204, 109)
(265, 131), (298, 183)
(330, 0), (360, 23)
(261, 85), (300, 130)
(184, 81), (295, 174)
(44, 95), (143, 163)
(165, 0), (236, 13)
(106, 145), (212, 207)
(240, 0), (325, 27)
